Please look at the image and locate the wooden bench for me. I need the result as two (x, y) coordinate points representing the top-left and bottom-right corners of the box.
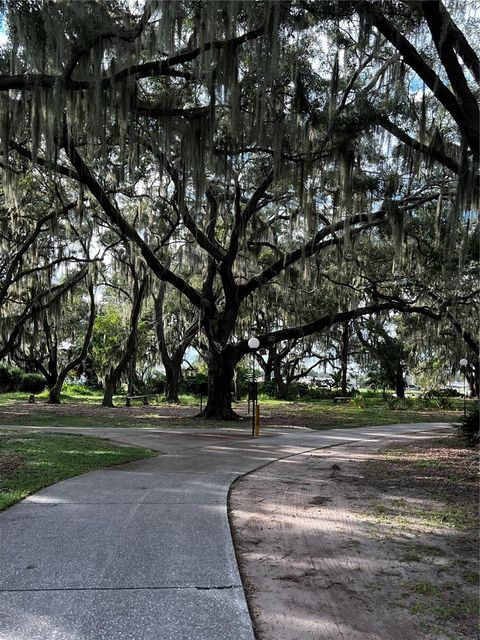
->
(333, 396), (351, 404)
(125, 395), (150, 407)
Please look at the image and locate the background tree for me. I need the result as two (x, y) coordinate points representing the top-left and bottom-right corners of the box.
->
(153, 281), (198, 403)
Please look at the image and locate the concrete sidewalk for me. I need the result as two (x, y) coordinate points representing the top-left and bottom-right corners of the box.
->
(0, 423), (451, 639)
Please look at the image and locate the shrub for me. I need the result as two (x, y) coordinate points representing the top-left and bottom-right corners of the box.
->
(182, 372), (208, 396)
(435, 397), (454, 410)
(388, 396), (453, 411)
(417, 396), (436, 409)
(424, 388), (461, 398)
(361, 389), (381, 398)
(0, 364), (24, 392)
(145, 374), (166, 394)
(63, 383), (96, 396)
(290, 385), (356, 401)
(17, 373), (46, 394)
(387, 397), (416, 410)
(457, 405), (479, 447)
(257, 380), (277, 398)
(351, 395), (368, 408)
(288, 382), (310, 398)
(0, 364), (45, 393)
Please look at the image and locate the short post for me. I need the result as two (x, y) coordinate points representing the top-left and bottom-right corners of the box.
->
(255, 404), (260, 437)
(28, 394), (35, 404)
(126, 397), (131, 407)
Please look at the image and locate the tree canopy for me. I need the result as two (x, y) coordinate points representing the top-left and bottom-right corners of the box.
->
(0, 0), (478, 416)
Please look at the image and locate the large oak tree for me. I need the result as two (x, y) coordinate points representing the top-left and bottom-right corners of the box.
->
(0, 1), (477, 416)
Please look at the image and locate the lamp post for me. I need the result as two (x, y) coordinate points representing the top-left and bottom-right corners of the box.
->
(459, 358), (468, 416)
(248, 337), (260, 435)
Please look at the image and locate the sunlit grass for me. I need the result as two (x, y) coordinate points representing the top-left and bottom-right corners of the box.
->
(0, 430), (155, 511)
(0, 390), (467, 431)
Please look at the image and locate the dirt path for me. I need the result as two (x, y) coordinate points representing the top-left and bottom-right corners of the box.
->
(229, 432), (478, 640)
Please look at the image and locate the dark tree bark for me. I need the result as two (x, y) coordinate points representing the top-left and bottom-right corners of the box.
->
(127, 353), (137, 397)
(340, 321), (351, 396)
(199, 346), (238, 420)
(464, 361), (479, 399)
(48, 284), (96, 404)
(163, 353), (183, 403)
(102, 278), (146, 408)
(154, 282), (198, 403)
(357, 0), (479, 157)
(394, 365), (406, 399)
(264, 358), (273, 382)
(272, 352), (288, 400)
(233, 367), (242, 401)
(253, 350), (273, 382)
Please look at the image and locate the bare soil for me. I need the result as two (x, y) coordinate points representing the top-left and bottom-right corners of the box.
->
(229, 432), (479, 640)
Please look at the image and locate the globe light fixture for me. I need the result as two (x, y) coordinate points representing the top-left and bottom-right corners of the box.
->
(459, 358), (468, 367)
(248, 337), (260, 350)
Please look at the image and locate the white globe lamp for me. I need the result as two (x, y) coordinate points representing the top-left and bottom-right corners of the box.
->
(248, 337), (260, 350)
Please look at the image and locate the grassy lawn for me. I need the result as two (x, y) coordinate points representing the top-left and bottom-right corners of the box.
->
(0, 389), (199, 408)
(0, 430), (155, 511)
(0, 391), (468, 431)
(258, 397), (467, 430)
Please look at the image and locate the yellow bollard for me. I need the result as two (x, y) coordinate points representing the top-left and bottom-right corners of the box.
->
(254, 404), (260, 437)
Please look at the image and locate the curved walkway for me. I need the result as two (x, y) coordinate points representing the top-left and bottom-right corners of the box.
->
(0, 423), (451, 640)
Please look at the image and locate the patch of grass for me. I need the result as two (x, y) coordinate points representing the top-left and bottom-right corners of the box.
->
(397, 542), (447, 564)
(0, 390), (203, 407)
(0, 391), (462, 431)
(407, 596), (476, 621)
(408, 581), (442, 596)
(408, 601), (430, 615)
(0, 430), (155, 511)
(413, 459), (446, 470)
(432, 600), (477, 620)
(461, 570), (479, 585)
(370, 501), (472, 530)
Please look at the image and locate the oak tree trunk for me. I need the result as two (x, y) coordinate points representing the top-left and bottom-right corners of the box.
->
(102, 372), (116, 408)
(273, 357), (287, 400)
(102, 279), (146, 408)
(199, 350), (238, 419)
(164, 355), (182, 403)
(48, 371), (67, 404)
(340, 322), (350, 396)
(395, 365), (406, 399)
